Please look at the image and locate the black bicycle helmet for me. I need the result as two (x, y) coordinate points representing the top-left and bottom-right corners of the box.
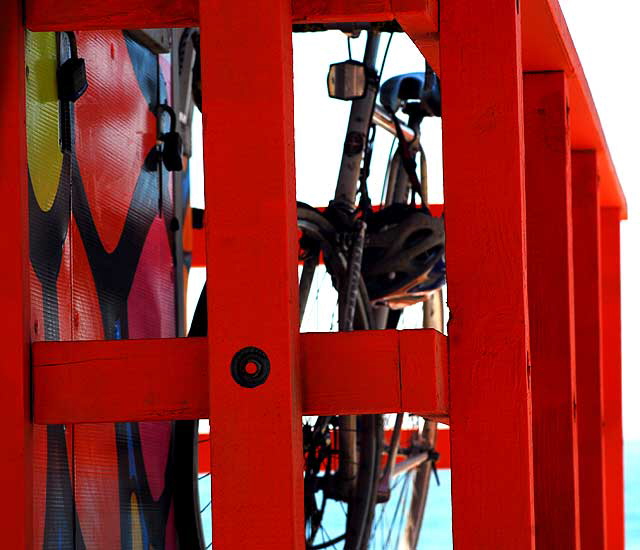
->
(361, 204), (445, 308)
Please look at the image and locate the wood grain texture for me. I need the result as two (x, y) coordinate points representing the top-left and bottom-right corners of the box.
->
(33, 330), (449, 422)
(572, 151), (607, 550)
(399, 329), (448, 416)
(0, 2), (32, 546)
(600, 206), (624, 549)
(292, 0), (394, 23)
(25, 0), (198, 30)
(32, 338), (209, 423)
(199, 0), (305, 545)
(524, 71), (580, 549)
(440, 0), (535, 547)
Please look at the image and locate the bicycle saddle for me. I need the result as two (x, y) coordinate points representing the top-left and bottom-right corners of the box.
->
(380, 65), (441, 117)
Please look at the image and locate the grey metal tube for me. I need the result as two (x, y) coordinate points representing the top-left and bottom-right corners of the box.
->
(372, 104), (415, 142)
(333, 32), (381, 208)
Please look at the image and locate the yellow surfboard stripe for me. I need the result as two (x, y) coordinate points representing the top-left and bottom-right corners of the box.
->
(26, 31), (63, 212)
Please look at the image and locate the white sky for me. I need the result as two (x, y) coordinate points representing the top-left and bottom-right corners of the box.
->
(190, 1), (639, 440)
(559, 0), (640, 440)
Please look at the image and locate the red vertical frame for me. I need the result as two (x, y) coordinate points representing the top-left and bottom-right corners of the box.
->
(0, 1), (32, 547)
(440, 1), (535, 548)
(524, 71), (580, 548)
(199, 0), (304, 548)
(600, 206), (624, 549)
(572, 150), (607, 549)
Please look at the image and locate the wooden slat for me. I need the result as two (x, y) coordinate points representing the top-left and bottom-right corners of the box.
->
(600, 206), (625, 549)
(440, 0), (535, 548)
(32, 338), (209, 423)
(200, 0), (304, 546)
(524, 71), (580, 549)
(25, 0), (199, 31)
(572, 151), (607, 550)
(398, 329), (448, 416)
(0, 1), (32, 546)
(32, 330), (449, 423)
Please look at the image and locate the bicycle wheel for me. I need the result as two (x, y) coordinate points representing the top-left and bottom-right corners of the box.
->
(298, 203), (382, 550)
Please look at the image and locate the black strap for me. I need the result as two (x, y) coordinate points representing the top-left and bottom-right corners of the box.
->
(390, 112), (425, 207)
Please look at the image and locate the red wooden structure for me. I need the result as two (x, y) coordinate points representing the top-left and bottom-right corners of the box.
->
(1, 0), (626, 547)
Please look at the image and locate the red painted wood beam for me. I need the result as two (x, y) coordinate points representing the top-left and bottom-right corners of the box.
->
(199, 0), (304, 546)
(524, 71), (580, 548)
(440, 1), (535, 548)
(25, 0), (437, 32)
(600, 206), (624, 549)
(189, 203), (445, 269)
(32, 330), (448, 423)
(198, 425), (452, 473)
(25, 0), (200, 31)
(0, 2), (32, 546)
(572, 151), (607, 550)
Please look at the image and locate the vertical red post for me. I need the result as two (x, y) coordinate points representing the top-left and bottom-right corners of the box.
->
(572, 151), (607, 549)
(0, 2), (32, 547)
(523, 71), (580, 548)
(199, 0), (304, 548)
(600, 206), (624, 549)
(440, 1), (535, 548)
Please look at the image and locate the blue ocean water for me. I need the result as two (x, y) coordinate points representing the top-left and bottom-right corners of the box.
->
(627, 441), (640, 549)
(198, 441), (640, 548)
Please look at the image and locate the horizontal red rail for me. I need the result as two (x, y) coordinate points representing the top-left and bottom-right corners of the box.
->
(197, 427), (451, 473)
(25, 0), (436, 32)
(190, 203), (446, 268)
(32, 329), (448, 424)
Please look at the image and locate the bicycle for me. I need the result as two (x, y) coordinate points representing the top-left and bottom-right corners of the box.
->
(180, 27), (446, 550)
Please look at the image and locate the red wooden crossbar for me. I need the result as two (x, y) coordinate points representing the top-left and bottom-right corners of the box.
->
(190, 203), (445, 269)
(32, 329), (448, 424)
(25, 0), (437, 32)
(197, 427), (453, 474)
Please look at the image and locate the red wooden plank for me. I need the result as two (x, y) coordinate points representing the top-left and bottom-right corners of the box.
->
(572, 150), (607, 550)
(301, 331), (401, 415)
(32, 330), (449, 422)
(440, 0), (535, 548)
(524, 71), (580, 548)
(292, 0), (393, 23)
(600, 206), (624, 549)
(0, 1), (32, 546)
(32, 338), (209, 423)
(399, 329), (448, 416)
(199, 0), (303, 546)
(25, 0), (436, 30)
(199, 425), (451, 474)
(25, 0), (198, 31)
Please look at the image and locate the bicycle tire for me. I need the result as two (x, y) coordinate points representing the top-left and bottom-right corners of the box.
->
(176, 204), (382, 550)
(298, 203), (382, 550)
